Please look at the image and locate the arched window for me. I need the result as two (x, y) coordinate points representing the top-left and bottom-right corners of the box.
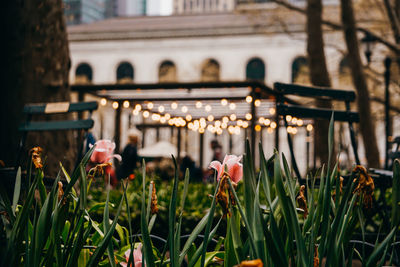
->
(116, 62), (134, 83)
(159, 60), (177, 82)
(201, 59), (220, 82)
(75, 63), (93, 84)
(291, 56), (310, 84)
(246, 58), (265, 82)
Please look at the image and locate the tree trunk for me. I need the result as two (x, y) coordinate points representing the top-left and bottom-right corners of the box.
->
(2, 0), (76, 175)
(306, 0), (332, 168)
(340, 0), (380, 168)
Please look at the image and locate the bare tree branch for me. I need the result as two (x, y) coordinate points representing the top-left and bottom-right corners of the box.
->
(370, 96), (400, 113)
(383, 0), (400, 44)
(270, 0), (400, 53)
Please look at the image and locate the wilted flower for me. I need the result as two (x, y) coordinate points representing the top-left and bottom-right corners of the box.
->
(30, 147), (43, 169)
(88, 140), (121, 186)
(216, 173), (231, 217)
(121, 244), (144, 267)
(313, 245), (319, 267)
(150, 181), (158, 214)
(296, 185), (308, 218)
(353, 165), (375, 209)
(57, 181), (66, 205)
(90, 140), (121, 164)
(209, 154), (243, 184)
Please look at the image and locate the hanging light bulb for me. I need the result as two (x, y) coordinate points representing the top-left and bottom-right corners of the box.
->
(133, 109), (139, 116)
(297, 119), (304, 126)
(254, 99), (261, 107)
(181, 106), (188, 113)
(221, 122), (228, 129)
(270, 121), (277, 129)
(269, 107), (276, 115)
(215, 120), (221, 127)
(185, 114), (192, 121)
(246, 95), (253, 103)
(230, 114), (236, 121)
(143, 111), (150, 118)
(152, 114), (160, 121)
(286, 115), (292, 122)
(199, 128), (205, 134)
(171, 102), (178, 109)
(237, 120), (243, 126)
(255, 125), (262, 132)
(147, 102), (154, 110)
(222, 116), (229, 124)
(229, 103), (236, 110)
(234, 126), (241, 135)
(123, 100), (130, 108)
(205, 105), (212, 112)
(160, 117), (166, 123)
(100, 98), (107, 106)
(242, 121), (249, 128)
(196, 101), (202, 108)
(259, 117), (265, 124)
(135, 104), (142, 111)
(307, 124), (313, 131)
(207, 115), (214, 121)
(264, 119), (271, 126)
(164, 113), (171, 120)
(221, 99), (228, 106)
(112, 101), (119, 109)
(216, 128), (223, 135)
(158, 105), (165, 113)
(245, 113), (252, 121)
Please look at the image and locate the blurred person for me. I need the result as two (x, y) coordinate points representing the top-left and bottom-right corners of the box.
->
(210, 139), (223, 162)
(180, 155), (203, 182)
(117, 132), (139, 180)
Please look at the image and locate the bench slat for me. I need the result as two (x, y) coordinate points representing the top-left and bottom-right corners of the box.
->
(23, 101), (98, 114)
(274, 82), (356, 102)
(277, 104), (359, 122)
(19, 119), (94, 132)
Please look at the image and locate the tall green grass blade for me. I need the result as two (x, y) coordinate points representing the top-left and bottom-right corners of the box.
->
(252, 177), (266, 263)
(168, 156), (179, 267)
(227, 179), (258, 257)
(273, 153), (307, 266)
(141, 159), (156, 266)
(79, 164), (87, 211)
(188, 218), (222, 267)
(179, 211), (211, 265)
(243, 140), (256, 221)
(146, 181), (153, 224)
(87, 189), (125, 267)
(366, 226), (397, 267)
(229, 208), (244, 263)
(392, 159), (400, 227)
(200, 178), (222, 267)
(259, 144), (272, 204)
(104, 177), (116, 267)
(11, 167), (21, 216)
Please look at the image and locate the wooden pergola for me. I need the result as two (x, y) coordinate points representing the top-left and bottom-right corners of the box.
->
(71, 81), (299, 167)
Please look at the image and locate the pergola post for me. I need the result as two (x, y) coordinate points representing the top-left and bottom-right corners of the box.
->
(199, 132), (204, 169)
(250, 87), (256, 160)
(114, 101), (122, 154)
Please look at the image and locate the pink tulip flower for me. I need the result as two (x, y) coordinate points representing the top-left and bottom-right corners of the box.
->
(90, 140), (122, 164)
(120, 244), (144, 267)
(209, 154), (243, 183)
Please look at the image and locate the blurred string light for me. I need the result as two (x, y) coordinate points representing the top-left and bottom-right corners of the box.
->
(259, 117), (265, 124)
(267, 127), (273, 134)
(254, 99), (261, 107)
(196, 101), (202, 108)
(199, 128), (205, 134)
(286, 115), (292, 122)
(264, 119), (271, 126)
(297, 119), (303, 126)
(269, 107), (276, 115)
(132, 109), (139, 116)
(255, 125), (261, 132)
(143, 111), (149, 118)
(230, 114), (236, 121)
(112, 101), (119, 109)
(185, 114), (192, 121)
(152, 114), (160, 121)
(171, 102), (178, 109)
(164, 113), (171, 120)
(221, 99), (228, 106)
(123, 100), (130, 108)
(246, 95), (253, 103)
(222, 116), (229, 123)
(160, 117), (166, 123)
(307, 124), (313, 131)
(158, 105), (165, 113)
(270, 121), (277, 129)
(245, 113), (252, 121)
(147, 102), (154, 110)
(181, 106), (188, 113)
(207, 115), (214, 121)
(242, 121), (249, 128)
(229, 103), (236, 110)
(100, 98), (107, 106)
(135, 104), (142, 111)
(205, 105), (212, 112)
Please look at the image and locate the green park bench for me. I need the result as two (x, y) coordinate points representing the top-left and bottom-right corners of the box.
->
(1, 101), (98, 191)
(274, 82), (360, 181)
